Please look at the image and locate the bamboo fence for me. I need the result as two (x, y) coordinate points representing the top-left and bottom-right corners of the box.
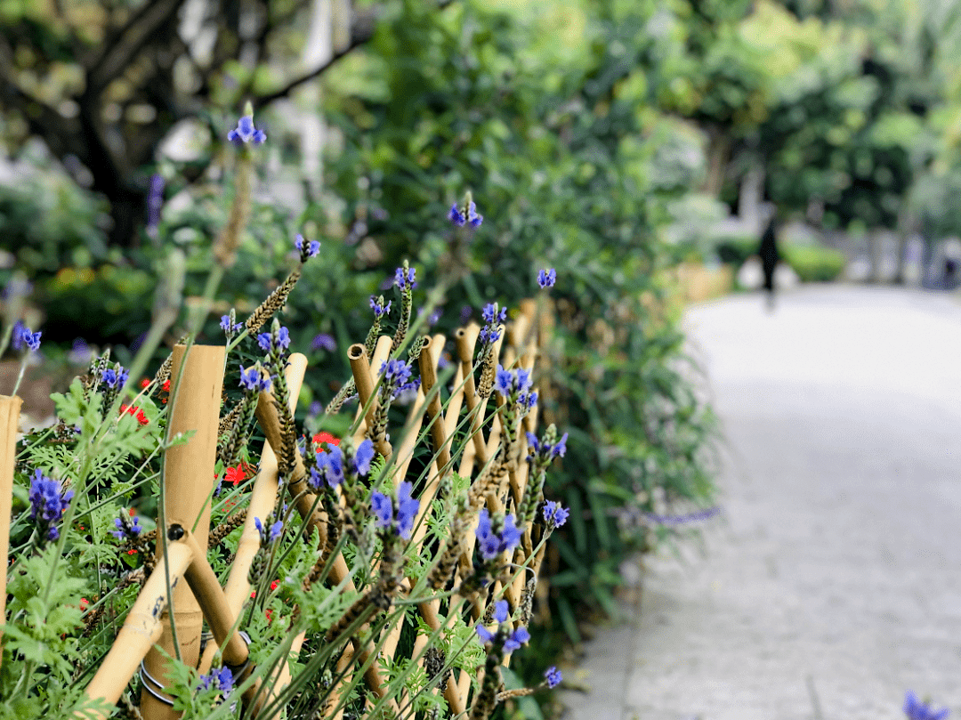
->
(0, 299), (554, 719)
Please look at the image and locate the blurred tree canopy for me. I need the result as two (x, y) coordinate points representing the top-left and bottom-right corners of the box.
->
(4, 0), (961, 250)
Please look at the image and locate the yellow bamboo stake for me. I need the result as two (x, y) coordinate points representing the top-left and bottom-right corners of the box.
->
(197, 353), (308, 674)
(83, 542), (194, 717)
(142, 344), (224, 719)
(0, 395), (21, 667)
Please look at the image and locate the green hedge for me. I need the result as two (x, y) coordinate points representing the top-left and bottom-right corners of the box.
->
(781, 244), (847, 282)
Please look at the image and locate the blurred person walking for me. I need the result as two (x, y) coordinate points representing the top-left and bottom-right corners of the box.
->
(759, 207), (779, 310)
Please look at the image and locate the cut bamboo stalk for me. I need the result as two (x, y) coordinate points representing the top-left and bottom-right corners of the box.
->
(455, 325), (488, 464)
(198, 353), (308, 674)
(143, 344), (224, 719)
(392, 385), (428, 482)
(347, 340), (393, 457)
(83, 542), (194, 718)
(252, 357), (326, 543)
(417, 335), (451, 479)
(180, 532), (248, 666)
(0, 395), (21, 667)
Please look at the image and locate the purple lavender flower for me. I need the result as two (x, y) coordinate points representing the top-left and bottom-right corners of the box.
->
(311, 333), (336, 352)
(394, 266), (417, 291)
(449, 201), (482, 227)
(904, 691), (949, 720)
(395, 482), (419, 539)
(467, 201), (483, 227)
(102, 365), (129, 389)
(146, 173), (164, 237)
(316, 446), (345, 487)
(220, 315), (243, 336)
(370, 296), (392, 318)
(475, 623), (494, 644)
(12, 321), (41, 352)
(295, 233), (321, 261)
(418, 306), (443, 327)
(269, 520), (283, 542)
(527, 429), (568, 464)
(393, 376), (421, 401)
(544, 666), (562, 688)
(494, 599), (509, 624)
(519, 390), (538, 411)
(475, 509), (521, 561)
(503, 626), (530, 652)
(28, 469), (73, 541)
(542, 501), (570, 528)
(111, 514), (143, 541)
(493, 365), (532, 399)
(371, 491), (392, 528)
(459, 305), (473, 325)
(448, 203), (466, 226)
(481, 303), (507, 325)
(257, 326), (290, 352)
(68, 338), (93, 365)
(351, 439), (374, 477)
(478, 325), (501, 346)
(381, 359), (412, 387)
(198, 666), (234, 695)
(239, 365), (271, 393)
(638, 507), (722, 526)
(254, 516), (283, 544)
(537, 268), (556, 289)
(228, 114), (266, 145)
(370, 481), (419, 539)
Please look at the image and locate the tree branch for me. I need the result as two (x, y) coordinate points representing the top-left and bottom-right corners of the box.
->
(251, 24), (375, 109)
(253, 0), (456, 109)
(87, 0), (188, 94)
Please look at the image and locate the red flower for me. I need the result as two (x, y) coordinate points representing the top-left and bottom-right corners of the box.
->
(162, 379), (170, 393)
(127, 549), (137, 555)
(140, 378), (150, 389)
(312, 432), (340, 450)
(225, 464), (247, 486)
(79, 598), (89, 611)
(129, 507), (136, 516)
(270, 580), (279, 591)
(120, 404), (148, 425)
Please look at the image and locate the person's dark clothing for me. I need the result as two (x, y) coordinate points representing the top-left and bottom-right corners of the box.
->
(759, 219), (779, 294)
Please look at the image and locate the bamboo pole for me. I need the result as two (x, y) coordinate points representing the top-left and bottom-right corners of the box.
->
(0, 395), (21, 667)
(418, 335), (451, 471)
(83, 542), (194, 717)
(142, 344), (224, 719)
(347, 339), (393, 457)
(198, 354), (308, 674)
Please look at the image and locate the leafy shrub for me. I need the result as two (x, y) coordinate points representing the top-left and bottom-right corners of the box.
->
(781, 243), (847, 282)
(714, 235), (761, 266)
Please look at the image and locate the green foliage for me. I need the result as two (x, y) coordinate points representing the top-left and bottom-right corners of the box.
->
(781, 243), (847, 281)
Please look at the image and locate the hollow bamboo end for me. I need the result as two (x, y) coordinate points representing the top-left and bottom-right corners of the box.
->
(347, 343), (366, 362)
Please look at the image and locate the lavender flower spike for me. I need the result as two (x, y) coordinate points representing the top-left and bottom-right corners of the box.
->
(537, 268), (556, 289)
(903, 691), (949, 720)
(29, 469), (73, 541)
(228, 109), (266, 145)
(544, 666), (562, 688)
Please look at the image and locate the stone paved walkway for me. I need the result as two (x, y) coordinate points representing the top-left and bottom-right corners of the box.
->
(558, 286), (961, 720)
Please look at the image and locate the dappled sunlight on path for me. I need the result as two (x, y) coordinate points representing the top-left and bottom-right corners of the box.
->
(560, 286), (961, 720)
